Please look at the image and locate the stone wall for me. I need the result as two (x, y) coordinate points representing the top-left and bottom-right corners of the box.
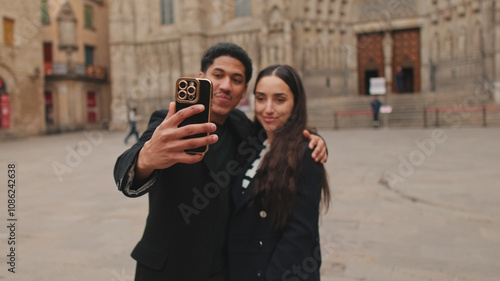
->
(0, 0), (45, 137)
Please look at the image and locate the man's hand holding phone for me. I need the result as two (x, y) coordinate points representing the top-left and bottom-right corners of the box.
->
(135, 102), (218, 181)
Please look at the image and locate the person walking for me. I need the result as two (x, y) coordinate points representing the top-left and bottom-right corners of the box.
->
(124, 107), (139, 144)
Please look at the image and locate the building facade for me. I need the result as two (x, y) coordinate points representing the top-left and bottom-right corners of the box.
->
(109, 0), (500, 129)
(0, 1), (45, 137)
(42, 0), (111, 133)
(0, 0), (111, 138)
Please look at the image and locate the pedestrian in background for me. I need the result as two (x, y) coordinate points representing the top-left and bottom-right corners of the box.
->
(370, 95), (383, 128)
(395, 65), (405, 93)
(124, 107), (139, 144)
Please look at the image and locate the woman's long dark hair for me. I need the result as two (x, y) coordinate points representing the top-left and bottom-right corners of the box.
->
(252, 65), (330, 228)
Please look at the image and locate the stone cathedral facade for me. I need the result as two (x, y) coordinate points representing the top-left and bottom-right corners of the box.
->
(109, 0), (500, 129)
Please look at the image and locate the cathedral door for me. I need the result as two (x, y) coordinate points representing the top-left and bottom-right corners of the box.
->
(357, 32), (385, 95)
(392, 28), (421, 93)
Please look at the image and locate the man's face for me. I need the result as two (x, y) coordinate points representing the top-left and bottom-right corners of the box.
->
(199, 56), (248, 124)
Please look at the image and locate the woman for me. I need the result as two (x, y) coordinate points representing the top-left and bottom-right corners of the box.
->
(228, 65), (330, 281)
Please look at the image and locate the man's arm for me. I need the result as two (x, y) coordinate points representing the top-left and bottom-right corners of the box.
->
(302, 130), (328, 164)
(113, 102), (218, 197)
(135, 102), (218, 178)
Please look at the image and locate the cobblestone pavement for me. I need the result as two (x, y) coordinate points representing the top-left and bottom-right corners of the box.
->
(0, 127), (499, 281)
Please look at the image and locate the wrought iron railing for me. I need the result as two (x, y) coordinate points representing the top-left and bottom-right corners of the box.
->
(44, 62), (107, 80)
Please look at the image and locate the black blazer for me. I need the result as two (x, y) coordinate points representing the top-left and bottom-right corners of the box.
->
(114, 109), (253, 281)
(228, 145), (325, 281)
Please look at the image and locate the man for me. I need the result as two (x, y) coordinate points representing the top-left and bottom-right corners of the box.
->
(395, 65), (405, 93)
(370, 95), (383, 128)
(114, 43), (327, 281)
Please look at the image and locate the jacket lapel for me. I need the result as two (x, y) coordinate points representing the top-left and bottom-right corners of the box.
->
(235, 177), (255, 211)
(202, 109), (251, 171)
(231, 151), (258, 213)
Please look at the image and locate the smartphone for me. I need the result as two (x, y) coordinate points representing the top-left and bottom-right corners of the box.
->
(175, 77), (213, 154)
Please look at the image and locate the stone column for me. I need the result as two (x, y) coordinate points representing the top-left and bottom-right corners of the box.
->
(420, 19), (431, 93)
(284, 20), (293, 65)
(109, 0), (136, 130)
(179, 0), (206, 77)
(260, 25), (269, 67)
(382, 31), (392, 102)
(494, 0), (500, 102)
(344, 28), (357, 96)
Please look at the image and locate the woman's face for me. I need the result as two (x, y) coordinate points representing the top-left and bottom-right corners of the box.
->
(254, 75), (295, 142)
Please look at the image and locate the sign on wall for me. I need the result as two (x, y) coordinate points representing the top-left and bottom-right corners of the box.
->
(369, 77), (386, 95)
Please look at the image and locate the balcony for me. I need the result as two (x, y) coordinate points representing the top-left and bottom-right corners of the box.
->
(44, 62), (107, 82)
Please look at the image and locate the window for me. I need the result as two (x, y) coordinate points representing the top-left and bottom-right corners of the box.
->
(0, 91), (10, 129)
(3, 18), (14, 46)
(41, 0), (50, 25)
(85, 45), (95, 65)
(87, 92), (97, 122)
(44, 91), (54, 125)
(43, 42), (53, 62)
(0, 76), (6, 93)
(84, 4), (93, 29)
(160, 0), (174, 25)
(234, 0), (251, 18)
(43, 42), (53, 75)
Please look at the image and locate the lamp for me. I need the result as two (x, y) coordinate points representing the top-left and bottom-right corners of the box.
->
(30, 67), (40, 79)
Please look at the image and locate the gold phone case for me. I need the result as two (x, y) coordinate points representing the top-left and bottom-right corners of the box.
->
(175, 77), (213, 154)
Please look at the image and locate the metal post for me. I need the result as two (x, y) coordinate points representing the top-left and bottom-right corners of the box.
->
(483, 106), (487, 127)
(435, 109), (440, 127)
(424, 108), (427, 128)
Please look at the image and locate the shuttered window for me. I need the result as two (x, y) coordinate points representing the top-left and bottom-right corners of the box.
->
(234, 0), (251, 17)
(160, 0), (174, 25)
(42, 0), (50, 25)
(84, 4), (93, 29)
(3, 18), (14, 46)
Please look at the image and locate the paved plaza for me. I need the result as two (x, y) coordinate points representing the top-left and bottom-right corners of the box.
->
(0, 126), (499, 281)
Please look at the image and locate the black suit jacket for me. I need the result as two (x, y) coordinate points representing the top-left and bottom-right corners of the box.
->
(114, 109), (253, 281)
(228, 145), (324, 281)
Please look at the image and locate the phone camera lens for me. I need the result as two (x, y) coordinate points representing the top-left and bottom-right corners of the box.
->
(188, 94), (196, 101)
(178, 90), (187, 100)
(179, 80), (187, 90)
(187, 86), (196, 95)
